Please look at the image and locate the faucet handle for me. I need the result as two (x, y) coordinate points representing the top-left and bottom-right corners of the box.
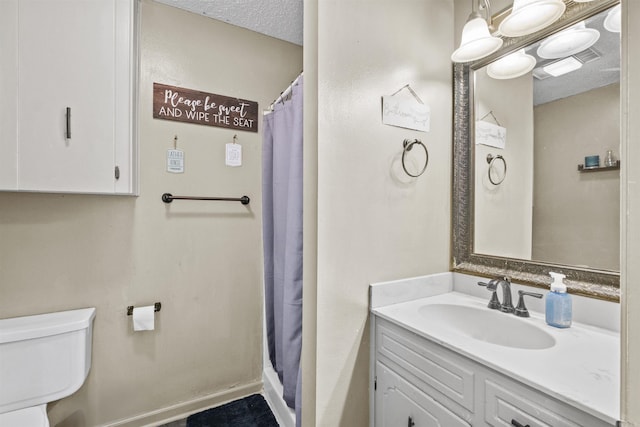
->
(477, 281), (490, 290)
(478, 279), (499, 291)
(514, 290), (543, 318)
(477, 280), (501, 310)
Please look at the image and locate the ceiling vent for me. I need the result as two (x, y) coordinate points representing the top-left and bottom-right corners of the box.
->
(573, 47), (602, 64)
(533, 67), (552, 80)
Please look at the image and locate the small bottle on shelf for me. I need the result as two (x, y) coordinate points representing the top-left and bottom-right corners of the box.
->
(604, 150), (616, 167)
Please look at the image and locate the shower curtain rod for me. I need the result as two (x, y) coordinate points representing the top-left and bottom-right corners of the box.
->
(268, 71), (303, 111)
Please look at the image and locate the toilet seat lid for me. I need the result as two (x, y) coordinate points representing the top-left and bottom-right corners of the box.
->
(0, 404), (49, 427)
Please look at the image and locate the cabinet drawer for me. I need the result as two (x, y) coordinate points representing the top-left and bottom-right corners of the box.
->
(376, 319), (475, 412)
(485, 378), (612, 427)
(376, 362), (471, 427)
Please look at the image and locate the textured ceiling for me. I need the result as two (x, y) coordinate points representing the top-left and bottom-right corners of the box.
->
(154, 0), (303, 46)
(529, 7), (620, 106)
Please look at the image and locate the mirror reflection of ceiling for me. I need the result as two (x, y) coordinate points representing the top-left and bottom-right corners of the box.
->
(527, 7), (620, 106)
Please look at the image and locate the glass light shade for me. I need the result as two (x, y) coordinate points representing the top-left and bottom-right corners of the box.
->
(487, 49), (537, 79)
(543, 56), (583, 77)
(537, 22), (600, 59)
(604, 4), (621, 33)
(451, 17), (504, 63)
(499, 0), (566, 38)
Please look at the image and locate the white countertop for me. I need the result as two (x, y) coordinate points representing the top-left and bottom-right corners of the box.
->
(372, 290), (620, 425)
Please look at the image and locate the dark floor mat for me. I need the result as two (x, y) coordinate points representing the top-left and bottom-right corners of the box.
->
(186, 394), (279, 427)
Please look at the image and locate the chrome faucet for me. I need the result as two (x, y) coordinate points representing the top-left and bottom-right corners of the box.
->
(478, 276), (514, 313)
(478, 277), (544, 317)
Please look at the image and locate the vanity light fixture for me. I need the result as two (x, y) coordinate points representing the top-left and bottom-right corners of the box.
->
(487, 49), (537, 79)
(604, 4), (621, 33)
(451, 0), (503, 63)
(543, 56), (583, 77)
(537, 22), (600, 59)
(498, 0), (566, 38)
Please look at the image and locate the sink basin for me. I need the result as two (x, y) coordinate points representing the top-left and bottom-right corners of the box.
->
(418, 303), (556, 349)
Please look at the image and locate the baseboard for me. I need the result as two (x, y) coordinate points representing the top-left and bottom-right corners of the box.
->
(262, 365), (295, 427)
(100, 381), (262, 427)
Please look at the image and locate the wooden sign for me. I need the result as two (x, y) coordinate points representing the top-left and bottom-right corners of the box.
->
(153, 83), (258, 132)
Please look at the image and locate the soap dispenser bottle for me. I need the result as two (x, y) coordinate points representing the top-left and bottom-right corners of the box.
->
(545, 272), (572, 328)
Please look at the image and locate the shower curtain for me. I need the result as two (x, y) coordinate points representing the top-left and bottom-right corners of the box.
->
(262, 76), (303, 424)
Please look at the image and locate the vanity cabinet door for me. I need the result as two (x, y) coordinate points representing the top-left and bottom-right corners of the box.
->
(484, 378), (612, 427)
(0, 0), (136, 194)
(376, 362), (471, 427)
(375, 320), (475, 413)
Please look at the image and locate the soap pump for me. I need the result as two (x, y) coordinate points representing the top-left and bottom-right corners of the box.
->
(545, 272), (572, 328)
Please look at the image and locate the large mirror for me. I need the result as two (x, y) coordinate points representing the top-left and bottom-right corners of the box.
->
(453, 0), (621, 300)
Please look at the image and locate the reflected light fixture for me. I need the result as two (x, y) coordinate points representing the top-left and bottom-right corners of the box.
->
(487, 49), (537, 79)
(604, 4), (621, 33)
(499, 0), (566, 38)
(537, 22), (600, 59)
(451, 0), (503, 63)
(543, 56), (583, 77)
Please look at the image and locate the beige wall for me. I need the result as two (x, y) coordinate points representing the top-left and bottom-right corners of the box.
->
(474, 68), (534, 259)
(622, 0), (640, 424)
(533, 83), (620, 271)
(0, 2), (302, 425)
(309, 1), (454, 425)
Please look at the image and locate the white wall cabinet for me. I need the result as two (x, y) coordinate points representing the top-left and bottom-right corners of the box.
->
(371, 318), (614, 427)
(0, 0), (137, 194)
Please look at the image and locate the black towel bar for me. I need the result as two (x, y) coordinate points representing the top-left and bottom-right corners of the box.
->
(162, 193), (250, 205)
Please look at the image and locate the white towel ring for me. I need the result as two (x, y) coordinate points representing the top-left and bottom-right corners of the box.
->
(402, 139), (429, 177)
(486, 154), (507, 185)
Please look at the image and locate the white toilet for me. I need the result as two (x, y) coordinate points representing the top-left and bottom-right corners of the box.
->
(0, 307), (96, 427)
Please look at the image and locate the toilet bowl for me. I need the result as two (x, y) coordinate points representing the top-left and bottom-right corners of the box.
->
(0, 307), (96, 425)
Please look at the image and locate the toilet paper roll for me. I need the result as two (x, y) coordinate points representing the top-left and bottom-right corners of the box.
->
(132, 305), (155, 331)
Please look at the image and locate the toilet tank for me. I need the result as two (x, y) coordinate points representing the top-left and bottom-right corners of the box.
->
(0, 307), (96, 414)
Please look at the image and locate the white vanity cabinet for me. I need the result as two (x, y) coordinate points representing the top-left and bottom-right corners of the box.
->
(372, 318), (614, 427)
(0, 0), (137, 194)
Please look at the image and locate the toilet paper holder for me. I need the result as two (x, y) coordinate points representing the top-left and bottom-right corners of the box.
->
(127, 302), (161, 316)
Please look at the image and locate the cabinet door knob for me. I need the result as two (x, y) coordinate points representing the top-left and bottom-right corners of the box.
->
(511, 419), (530, 427)
(408, 416), (415, 427)
(65, 107), (71, 139)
